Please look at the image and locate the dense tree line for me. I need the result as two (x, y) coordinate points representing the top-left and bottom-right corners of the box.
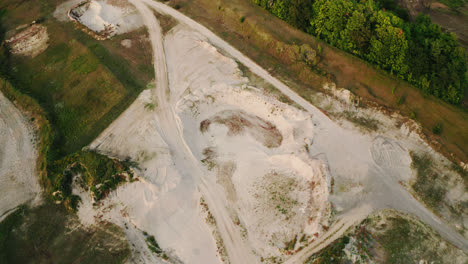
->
(253, 0), (467, 104)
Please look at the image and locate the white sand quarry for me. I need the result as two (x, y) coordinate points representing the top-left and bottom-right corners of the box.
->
(169, 27), (330, 260)
(0, 92), (40, 221)
(81, 26), (330, 263)
(67, 0), (468, 263)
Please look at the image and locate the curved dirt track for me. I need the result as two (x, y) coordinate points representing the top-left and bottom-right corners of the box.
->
(0, 92), (40, 221)
(130, 0), (257, 263)
(131, 0), (467, 262)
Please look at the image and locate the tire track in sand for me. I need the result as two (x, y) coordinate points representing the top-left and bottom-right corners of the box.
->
(130, 1), (257, 263)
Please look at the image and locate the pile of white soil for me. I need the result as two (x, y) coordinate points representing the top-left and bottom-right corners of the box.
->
(70, 0), (143, 37)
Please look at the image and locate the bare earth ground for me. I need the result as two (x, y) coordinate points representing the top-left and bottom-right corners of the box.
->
(58, 0), (468, 263)
(0, 92), (40, 221)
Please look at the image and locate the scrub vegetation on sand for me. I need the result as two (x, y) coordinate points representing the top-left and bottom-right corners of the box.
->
(410, 152), (448, 209)
(49, 150), (135, 211)
(307, 209), (467, 264)
(143, 231), (169, 260)
(409, 151), (468, 236)
(0, 204), (130, 264)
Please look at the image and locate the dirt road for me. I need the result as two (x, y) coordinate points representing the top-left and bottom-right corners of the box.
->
(0, 92), (40, 221)
(130, 0), (258, 263)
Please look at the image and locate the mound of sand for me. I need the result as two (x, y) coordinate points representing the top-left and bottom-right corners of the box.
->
(70, 0), (143, 37)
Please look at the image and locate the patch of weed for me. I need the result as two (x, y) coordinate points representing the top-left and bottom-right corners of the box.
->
(71, 54), (99, 74)
(308, 210), (464, 264)
(374, 214), (444, 264)
(433, 123), (443, 135)
(306, 236), (350, 263)
(451, 163), (468, 189)
(343, 111), (381, 131)
(410, 152), (447, 210)
(397, 94), (406, 105)
(144, 102), (156, 111)
(45, 43), (72, 64)
(143, 232), (168, 260)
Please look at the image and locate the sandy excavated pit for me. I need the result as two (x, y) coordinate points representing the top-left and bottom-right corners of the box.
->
(6, 24), (48, 57)
(0, 92), (40, 221)
(69, 0), (143, 37)
(168, 26), (330, 261)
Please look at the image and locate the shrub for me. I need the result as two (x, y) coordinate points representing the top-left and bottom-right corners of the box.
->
(397, 95), (406, 105)
(144, 102), (156, 111)
(432, 123), (443, 135)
